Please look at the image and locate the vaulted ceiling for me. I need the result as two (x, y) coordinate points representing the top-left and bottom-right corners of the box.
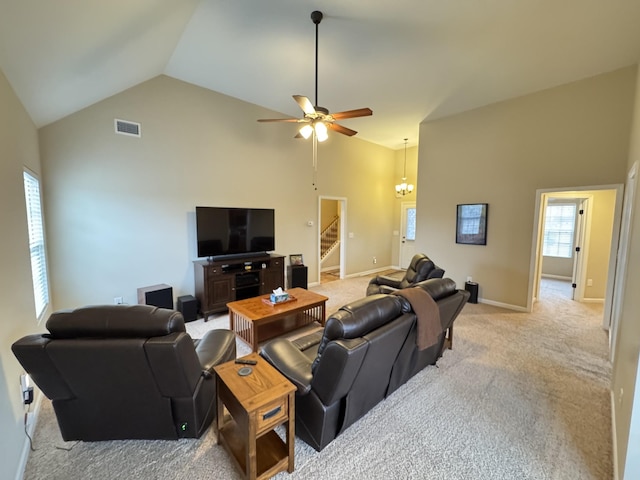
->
(1, 1), (640, 149)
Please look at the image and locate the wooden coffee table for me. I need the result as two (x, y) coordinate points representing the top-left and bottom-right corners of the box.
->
(227, 288), (328, 352)
(215, 353), (296, 480)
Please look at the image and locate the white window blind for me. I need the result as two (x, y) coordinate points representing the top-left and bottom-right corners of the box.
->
(543, 204), (576, 258)
(23, 170), (50, 318)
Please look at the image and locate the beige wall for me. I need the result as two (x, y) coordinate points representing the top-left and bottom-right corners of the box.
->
(320, 199), (339, 229)
(612, 63), (640, 480)
(541, 255), (573, 278)
(584, 189), (616, 300)
(0, 69), (48, 479)
(38, 75), (396, 309)
(417, 66), (635, 308)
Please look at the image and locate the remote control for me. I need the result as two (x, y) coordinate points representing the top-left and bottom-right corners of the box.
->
(235, 358), (257, 365)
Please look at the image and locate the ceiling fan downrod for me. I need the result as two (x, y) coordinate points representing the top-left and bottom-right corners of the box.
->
(311, 11), (323, 109)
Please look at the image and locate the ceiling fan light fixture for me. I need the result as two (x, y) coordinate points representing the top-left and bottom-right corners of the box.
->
(299, 124), (313, 139)
(315, 121), (328, 142)
(395, 138), (414, 196)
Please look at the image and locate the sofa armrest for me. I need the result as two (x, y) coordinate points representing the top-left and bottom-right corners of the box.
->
(373, 274), (402, 289)
(261, 339), (313, 394)
(195, 329), (236, 374)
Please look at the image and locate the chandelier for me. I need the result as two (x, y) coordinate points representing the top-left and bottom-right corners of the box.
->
(395, 138), (414, 196)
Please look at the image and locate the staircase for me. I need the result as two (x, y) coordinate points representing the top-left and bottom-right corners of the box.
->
(320, 216), (340, 260)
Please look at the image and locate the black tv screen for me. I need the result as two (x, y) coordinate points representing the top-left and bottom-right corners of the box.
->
(196, 206), (275, 259)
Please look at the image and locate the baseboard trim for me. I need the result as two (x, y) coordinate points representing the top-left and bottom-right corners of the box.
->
(581, 297), (605, 304)
(541, 274), (572, 281)
(611, 389), (620, 480)
(477, 298), (529, 312)
(345, 266), (394, 278)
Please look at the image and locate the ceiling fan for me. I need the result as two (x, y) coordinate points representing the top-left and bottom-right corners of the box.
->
(257, 11), (373, 142)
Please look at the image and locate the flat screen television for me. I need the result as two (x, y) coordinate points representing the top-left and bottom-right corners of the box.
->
(196, 206), (275, 259)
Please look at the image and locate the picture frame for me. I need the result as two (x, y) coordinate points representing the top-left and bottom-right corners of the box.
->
(456, 203), (488, 245)
(290, 254), (304, 266)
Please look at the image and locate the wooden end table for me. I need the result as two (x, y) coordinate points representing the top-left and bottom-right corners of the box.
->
(227, 287), (328, 352)
(214, 353), (296, 480)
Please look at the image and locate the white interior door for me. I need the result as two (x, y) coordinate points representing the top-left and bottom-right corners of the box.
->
(609, 163), (637, 361)
(400, 202), (416, 268)
(571, 199), (588, 301)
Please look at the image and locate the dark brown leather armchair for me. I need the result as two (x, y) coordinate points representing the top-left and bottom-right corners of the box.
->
(366, 253), (444, 295)
(11, 304), (236, 441)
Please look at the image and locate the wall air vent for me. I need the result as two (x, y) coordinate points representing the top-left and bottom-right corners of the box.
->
(114, 119), (141, 137)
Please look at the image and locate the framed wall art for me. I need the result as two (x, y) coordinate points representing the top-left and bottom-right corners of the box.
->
(289, 254), (304, 265)
(456, 203), (488, 245)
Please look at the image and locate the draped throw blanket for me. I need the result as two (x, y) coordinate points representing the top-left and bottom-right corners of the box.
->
(395, 287), (441, 350)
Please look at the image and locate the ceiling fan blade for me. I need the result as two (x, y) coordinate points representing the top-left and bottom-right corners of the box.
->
(257, 118), (302, 123)
(328, 122), (357, 137)
(293, 95), (317, 115)
(331, 108), (373, 120)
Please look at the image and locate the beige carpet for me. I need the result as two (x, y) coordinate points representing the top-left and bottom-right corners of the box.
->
(22, 277), (612, 479)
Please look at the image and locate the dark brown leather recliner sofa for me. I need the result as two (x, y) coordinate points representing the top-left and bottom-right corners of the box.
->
(366, 253), (444, 295)
(11, 304), (236, 441)
(260, 278), (469, 451)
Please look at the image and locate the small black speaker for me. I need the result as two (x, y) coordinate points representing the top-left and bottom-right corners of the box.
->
(137, 284), (173, 309)
(465, 281), (479, 304)
(289, 265), (308, 289)
(177, 295), (198, 322)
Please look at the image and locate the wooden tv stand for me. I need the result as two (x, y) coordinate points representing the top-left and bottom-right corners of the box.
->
(193, 254), (284, 320)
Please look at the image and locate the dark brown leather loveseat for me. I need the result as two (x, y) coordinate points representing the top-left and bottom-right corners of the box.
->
(366, 253), (444, 295)
(260, 278), (469, 451)
(12, 304), (236, 441)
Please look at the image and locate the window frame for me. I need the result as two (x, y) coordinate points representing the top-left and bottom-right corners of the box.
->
(23, 168), (50, 321)
(542, 202), (577, 258)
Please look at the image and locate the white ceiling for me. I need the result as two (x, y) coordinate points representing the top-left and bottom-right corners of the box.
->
(1, 0), (640, 150)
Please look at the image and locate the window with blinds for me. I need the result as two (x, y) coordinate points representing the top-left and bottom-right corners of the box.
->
(23, 170), (50, 319)
(543, 203), (577, 258)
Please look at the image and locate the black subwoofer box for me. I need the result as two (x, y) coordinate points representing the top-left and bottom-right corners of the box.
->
(465, 281), (479, 304)
(177, 295), (198, 322)
(289, 265), (308, 289)
(137, 284), (173, 309)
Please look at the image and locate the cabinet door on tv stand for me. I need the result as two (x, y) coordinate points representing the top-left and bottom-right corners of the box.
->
(262, 258), (284, 293)
(208, 275), (234, 311)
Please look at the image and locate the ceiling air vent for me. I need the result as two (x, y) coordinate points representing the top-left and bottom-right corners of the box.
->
(114, 119), (141, 137)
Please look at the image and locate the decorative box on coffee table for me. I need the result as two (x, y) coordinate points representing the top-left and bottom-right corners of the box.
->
(214, 353), (296, 480)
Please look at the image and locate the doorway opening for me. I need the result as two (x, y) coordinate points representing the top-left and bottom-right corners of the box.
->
(318, 196), (346, 284)
(529, 185), (623, 331)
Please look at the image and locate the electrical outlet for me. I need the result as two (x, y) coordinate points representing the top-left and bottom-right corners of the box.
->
(587, 279), (593, 287)
(114, 296), (124, 305)
(20, 374), (33, 405)
(373, 257), (377, 264)
(467, 276), (473, 283)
